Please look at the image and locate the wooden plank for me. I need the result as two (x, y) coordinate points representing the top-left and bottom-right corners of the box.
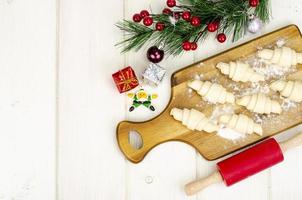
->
(192, 35), (269, 200)
(267, 2), (302, 199)
(123, 1), (197, 200)
(0, 0), (56, 199)
(271, 126), (302, 200)
(58, 0), (302, 199)
(58, 0), (126, 199)
(117, 25), (302, 163)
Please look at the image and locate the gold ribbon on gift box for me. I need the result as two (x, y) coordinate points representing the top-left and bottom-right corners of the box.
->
(117, 68), (138, 92)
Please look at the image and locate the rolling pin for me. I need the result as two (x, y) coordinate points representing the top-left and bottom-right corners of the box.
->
(185, 133), (302, 196)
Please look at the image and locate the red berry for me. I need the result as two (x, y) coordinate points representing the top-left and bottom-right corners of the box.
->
(214, 21), (219, 30)
(174, 12), (180, 19)
(249, 0), (259, 7)
(167, 0), (176, 8)
(217, 33), (227, 43)
(143, 16), (153, 26)
(182, 41), (191, 51)
(132, 13), (142, 23)
(190, 16), (201, 27)
(155, 22), (165, 31)
(190, 42), (198, 50)
(182, 11), (191, 21)
(207, 22), (216, 32)
(140, 10), (149, 18)
(163, 8), (172, 15)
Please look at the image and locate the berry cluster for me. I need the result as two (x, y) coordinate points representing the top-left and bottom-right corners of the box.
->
(181, 17), (227, 50)
(180, 8), (202, 27)
(182, 41), (198, 51)
(130, 0), (260, 53)
(132, 10), (154, 27)
(166, 0), (226, 50)
(162, 6), (201, 27)
(132, 9), (167, 31)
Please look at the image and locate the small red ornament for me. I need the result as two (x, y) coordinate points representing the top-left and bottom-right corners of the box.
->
(132, 14), (142, 23)
(207, 22), (217, 32)
(166, 0), (176, 8)
(217, 33), (227, 43)
(147, 46), (165, 63)
(182, 11), (191, 21)
(190, 42), (198, 50)
(191, 16), (201, 27)
(112, 66), (139, 93)
(155, 22), (165, 31)
(182, 41), (191, 51)
(162, 8), (172, 15)
(140, 10), (149, 18)
(143, 16), (153, 26)
(249, 0), (259, 7)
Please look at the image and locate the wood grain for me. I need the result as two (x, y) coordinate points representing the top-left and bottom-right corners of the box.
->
(0, 0), (301, 199)
(58, 0), (126, 199)
(0, 0), (56, 199)
(117, 25), (302, 163)
(124, 3), (197, 200)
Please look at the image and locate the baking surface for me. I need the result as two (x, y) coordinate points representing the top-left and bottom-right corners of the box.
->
(117, 25), (302, 163)
(1, 0), (302, 200)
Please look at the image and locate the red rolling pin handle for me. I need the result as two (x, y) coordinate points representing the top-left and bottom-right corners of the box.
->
(217, 138), (284, 186)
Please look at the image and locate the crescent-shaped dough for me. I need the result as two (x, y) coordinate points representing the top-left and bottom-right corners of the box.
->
(236, 93), (282, 114)
(216, 61), (265, 82)
(270, 80), (302, 102)
(257, 47), (302, 67)
(170, 108), (219, 133)
(218, 114), (263, 136)
(188, 80), (235, 104)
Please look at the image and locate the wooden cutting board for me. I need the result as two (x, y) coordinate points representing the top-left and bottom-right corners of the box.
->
(117, 25), (302, 163)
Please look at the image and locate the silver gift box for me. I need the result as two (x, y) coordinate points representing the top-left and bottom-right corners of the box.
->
(142, 63), (166, 86)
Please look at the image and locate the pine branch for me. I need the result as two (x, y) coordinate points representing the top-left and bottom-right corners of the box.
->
(116, 21), (154, 52)
(255, 0), (271, 22)
(116, 0), (271, 56)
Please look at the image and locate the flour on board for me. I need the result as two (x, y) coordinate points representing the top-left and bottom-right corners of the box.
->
(217, 127), (245, 141)
(186, 40), (300, 141)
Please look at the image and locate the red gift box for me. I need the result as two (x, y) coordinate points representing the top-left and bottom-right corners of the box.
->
(112, 66), (139, 93)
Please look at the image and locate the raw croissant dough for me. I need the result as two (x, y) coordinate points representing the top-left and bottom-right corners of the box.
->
(270, 80), (302, 102)
(257, 46), (302, 67)
(188, 80), (235, 104)
(216, 61), (265, 82)
(236, 93), (282, 114)
(218, 114), (263, 136)
(170, 108), (219, 133)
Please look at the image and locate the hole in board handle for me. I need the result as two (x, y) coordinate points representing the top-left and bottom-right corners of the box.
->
(128, 130), (143, 150)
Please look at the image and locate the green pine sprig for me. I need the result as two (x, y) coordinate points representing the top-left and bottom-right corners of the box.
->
(116, 0), (270, 56)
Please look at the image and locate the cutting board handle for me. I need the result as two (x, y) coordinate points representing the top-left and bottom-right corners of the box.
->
(116, 111), (189, 163)
(116, 121), (150, 163)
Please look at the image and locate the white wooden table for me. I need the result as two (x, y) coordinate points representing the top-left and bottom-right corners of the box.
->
(1, 0), (302, 199)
